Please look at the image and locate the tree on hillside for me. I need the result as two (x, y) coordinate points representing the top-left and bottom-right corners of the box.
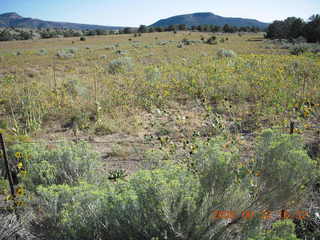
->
(288, 17), (305, 39)
(0, 29), (14, 41)
(178, 24), (187, 31)
(266, 20), (288, 39)
(266, 14), (320, 42)
(18, 30), (33, 40)
(212, 25), (221, 32)
(155, 26), (164, 32)
(166, 24), (178, 31)
(190, 26), (197, 31)
(223, 24), (235, 33)
(138, 25), (148, 33)
(196, 25), (204, 32)
(303, 14), (320, 42)
(203, 24), (209, 32)
(123, 27), (134, 34)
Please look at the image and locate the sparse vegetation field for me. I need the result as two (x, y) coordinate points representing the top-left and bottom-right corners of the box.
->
(0, 31), (320, 239)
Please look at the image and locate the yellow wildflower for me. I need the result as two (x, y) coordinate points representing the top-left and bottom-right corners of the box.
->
(17, 161), (23, 169)
(5, 195), (13, 201)
(15, 152), (22, 159)
(16, 186), (25, 196)
(15, 200), (24, 207)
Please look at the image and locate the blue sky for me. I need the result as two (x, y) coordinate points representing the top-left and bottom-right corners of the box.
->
(0, 0), (319, 27)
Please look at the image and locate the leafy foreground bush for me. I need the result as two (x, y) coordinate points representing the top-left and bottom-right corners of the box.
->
(0, 213), (23, 240)
(0, 213), (36, 240)
(248, 220), (299, 240)
(29, 130), (317, 240)
(7, 141), (101, 191)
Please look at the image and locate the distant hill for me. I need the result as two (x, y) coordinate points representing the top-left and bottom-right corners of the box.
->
(0, 12), (124, 30)
(150, 12), (269, 29)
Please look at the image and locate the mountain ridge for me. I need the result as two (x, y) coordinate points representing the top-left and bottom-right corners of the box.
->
(150, 12), (269, 28)
(0, 12), (125, 30)
(0, 12), (270, 30)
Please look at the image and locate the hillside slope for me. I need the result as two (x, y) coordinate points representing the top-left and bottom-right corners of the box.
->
(0, 12), (124, 30)
(150, 12), (269, 28)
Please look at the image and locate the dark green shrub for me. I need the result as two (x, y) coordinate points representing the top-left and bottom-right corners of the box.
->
(115, 49), (128, 55)
(177, 43), (184, 48)
(206, 36), (217, 44)
(80, 36), (86, 41)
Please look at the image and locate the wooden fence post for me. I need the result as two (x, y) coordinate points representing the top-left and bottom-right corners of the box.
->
(0, 133), (15, 199)
(290, 121), (295, 135)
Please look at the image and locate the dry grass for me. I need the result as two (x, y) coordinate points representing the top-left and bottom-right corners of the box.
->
(0, 31), (320, 171)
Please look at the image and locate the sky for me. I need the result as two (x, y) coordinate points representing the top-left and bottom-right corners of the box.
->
(0, 0), (319, 27)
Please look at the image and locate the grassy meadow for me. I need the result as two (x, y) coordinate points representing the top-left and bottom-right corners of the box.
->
(0, 32), (319, 169)
(0, 31), (320, 239)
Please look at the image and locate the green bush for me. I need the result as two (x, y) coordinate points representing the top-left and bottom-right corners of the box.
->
(33, 164), (199, 240)
(108, 168), (127, 180)
(158, 40), (170, 46)
(14, 51), (22, 56)
(0, 213), (27, 240)
(105, 45), (116, 50)
(56, 48), (77, 59)
(177, 42), (184, 48)
(253, 129), (317, 207)
(145, 66), (161, 82)
(108, 57), (134, 74)
(248, 220), (299, 240)
(8, 141), (101, 191)
(114, 49), (128, 55)
(37, 49), (48, 56)
(206, 36), (217, 45)
(80, 36), (86, 41)
(290, 43), (309, 55)
(181, 39), (202, 46)
(217, 49), (237, 58)
(31, 130), (317, 240)
(62, 79), (87, 98)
